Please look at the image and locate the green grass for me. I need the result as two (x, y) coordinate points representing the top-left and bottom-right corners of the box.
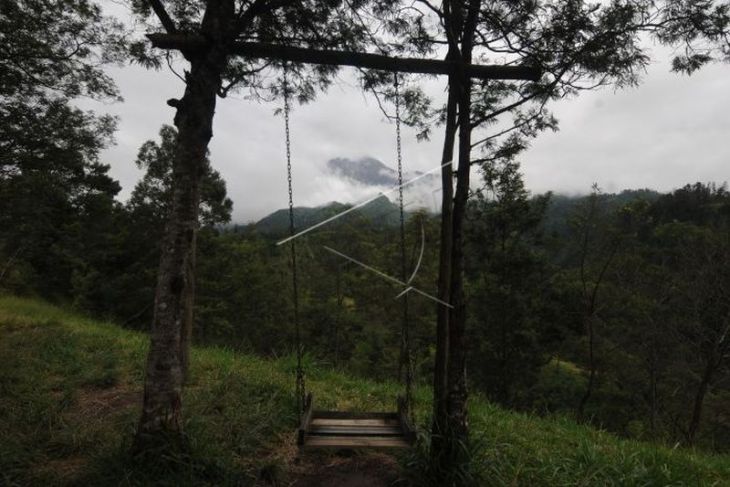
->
(1, 295), (728, 486)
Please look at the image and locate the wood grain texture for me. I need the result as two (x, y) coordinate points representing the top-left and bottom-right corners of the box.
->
(308, 426), (402, 436)
(310, 418), (399, 427)
(146, 34), (542, 81)
(303, 436), (411, 448)
(300, 410), (412, 448)
(312, 410), (399, 420)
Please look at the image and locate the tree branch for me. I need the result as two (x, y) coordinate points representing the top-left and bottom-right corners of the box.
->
(237, 0), (293, 32)
(146, 0), (177, 34)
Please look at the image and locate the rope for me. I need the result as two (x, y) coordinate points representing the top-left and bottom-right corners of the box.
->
(394, 73), (414, 419)
(283, 67), (305, 415)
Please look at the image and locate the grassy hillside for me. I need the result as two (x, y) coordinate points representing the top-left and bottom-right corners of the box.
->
(1, 296), (728, 486)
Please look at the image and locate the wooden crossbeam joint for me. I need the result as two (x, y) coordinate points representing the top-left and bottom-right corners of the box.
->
(147, 33), (542, 82)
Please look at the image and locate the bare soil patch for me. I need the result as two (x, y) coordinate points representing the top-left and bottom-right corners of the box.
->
(75, 384), (140, 417)
(289, 451), (402, 487)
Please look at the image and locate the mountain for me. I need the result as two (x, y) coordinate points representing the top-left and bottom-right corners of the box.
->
(327, 157), (398, 186)
(252, 195), (405, 235)
(246, 187), (663, 236)
(326, 156), (436, 187)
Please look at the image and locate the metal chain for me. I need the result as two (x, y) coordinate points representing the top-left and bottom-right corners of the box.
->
(284, 67), (305, 415)
(394, 73), (414, 419)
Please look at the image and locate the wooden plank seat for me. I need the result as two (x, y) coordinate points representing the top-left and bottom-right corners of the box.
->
(297, 394), (416, 448)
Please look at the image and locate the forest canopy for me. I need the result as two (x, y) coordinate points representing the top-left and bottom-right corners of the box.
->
(0, 3), (729, 484)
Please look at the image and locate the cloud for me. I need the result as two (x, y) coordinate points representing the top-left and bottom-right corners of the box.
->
(520, 53), (730, 196)
(82, 20), (729, 223)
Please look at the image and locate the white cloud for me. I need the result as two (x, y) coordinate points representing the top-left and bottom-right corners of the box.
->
(82, 15), (729, 223)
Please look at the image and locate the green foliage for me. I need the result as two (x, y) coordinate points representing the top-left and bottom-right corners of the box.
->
(652, 0), (730, 73)
(4, 0), (730, 480)
(464, 160), (559, 407)
(531, 358), (587, 413)
(128, 0), (422, 104)
(7, 167), (728, 453)
(0, 101), (120, 297)
(403, 430), (488, 487)
(194, 230), (288, 350)
(129, 125), (233, 227)
(75, 123), (233, 327)
(1, 296), (729, 486)
(555, 183), (730, 448)
(251, 195), (403, 236)
(0, 0), (124, 102)
(0, 0), (123, 302)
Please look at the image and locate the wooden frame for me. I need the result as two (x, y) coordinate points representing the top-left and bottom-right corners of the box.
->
(147, 34), (542, 81)
(297, 392), (314, 446)
(309, 410), (400, 420)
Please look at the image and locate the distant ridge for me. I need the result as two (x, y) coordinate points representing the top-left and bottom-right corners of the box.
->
(243, 188), (662, 236)
(252, 195), (406, 235)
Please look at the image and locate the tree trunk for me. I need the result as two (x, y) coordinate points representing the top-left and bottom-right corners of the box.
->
(430, 4), (479, 481)
(649, 320), (658, 440)
(430, 74), (458, 460)
(334, 264), (342, 367)
(136, 0), (234, 445)
(431, 1), (462, 458)
(649, 362), (657, 439)
(180, 229), (196, 380)
(498, 318), (508, 405)
(445, 0), (479, 456)
(136, 45), (226, 441)
(0, 245), (23, 284)
(687, 356), (716, 445)
(577, 313), (596, 419)
(445, 65), (473, 447)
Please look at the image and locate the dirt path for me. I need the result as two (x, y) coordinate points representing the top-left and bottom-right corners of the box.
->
(289, 451), (402, 487)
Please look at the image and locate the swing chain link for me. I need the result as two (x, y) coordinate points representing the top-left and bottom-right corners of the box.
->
(284, 66), (306, 416)
(394, 73), (414, 421)
(284, 68), (411, 421)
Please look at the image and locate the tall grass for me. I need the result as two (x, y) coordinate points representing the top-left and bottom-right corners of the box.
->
(1, 295), (728, 486)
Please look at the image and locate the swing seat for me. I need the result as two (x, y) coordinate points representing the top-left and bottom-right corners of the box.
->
(297, 394), (416, 448)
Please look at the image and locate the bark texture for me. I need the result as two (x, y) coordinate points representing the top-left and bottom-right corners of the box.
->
(180, 229), (196, 380)
(687, 320), (728, 446)
(430, 0), (478, 479)
(137, 0), (232, 440)
(430, 73), (458, 458)
(687, 359), (715, 445)
(445, 0), (477, 447)
(430, 0), (463, 466)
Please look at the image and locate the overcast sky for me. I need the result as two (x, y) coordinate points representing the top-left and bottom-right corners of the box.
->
(85, 7), (730, 224)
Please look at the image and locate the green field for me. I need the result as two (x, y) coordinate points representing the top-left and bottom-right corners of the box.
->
(1, 295), (728, 486)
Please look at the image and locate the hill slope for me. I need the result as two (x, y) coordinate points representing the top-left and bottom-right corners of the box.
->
(252, 195), (405, 235)
(1, 296), (728, 486)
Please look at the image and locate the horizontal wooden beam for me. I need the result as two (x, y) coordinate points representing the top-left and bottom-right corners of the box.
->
(147, 33), (542, 82)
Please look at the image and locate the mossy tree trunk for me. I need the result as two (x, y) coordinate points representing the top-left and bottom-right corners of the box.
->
(431, 73), (457, 459)
(430, 0), (479, 479)
(137, 0), (232, 442)
(445, 0), (478, 453)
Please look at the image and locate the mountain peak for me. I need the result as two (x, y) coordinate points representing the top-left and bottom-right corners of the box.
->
(327, 157), (398, 186)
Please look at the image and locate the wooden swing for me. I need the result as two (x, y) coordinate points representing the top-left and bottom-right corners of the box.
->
(282, 72), (416, 449)
(296, 394), (415, 448)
